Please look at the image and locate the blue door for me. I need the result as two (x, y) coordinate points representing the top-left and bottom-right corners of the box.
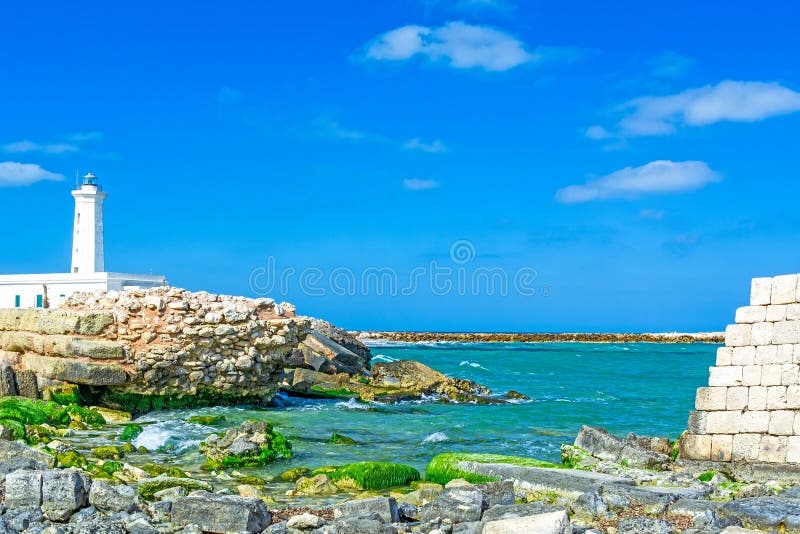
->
(36, 295), (43, 308)
(14, 295), (20, 307)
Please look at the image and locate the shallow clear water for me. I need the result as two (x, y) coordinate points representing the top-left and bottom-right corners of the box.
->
(58, 341), (717, 504)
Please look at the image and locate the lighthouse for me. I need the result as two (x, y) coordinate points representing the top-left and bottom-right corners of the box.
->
(0, 172), (166, 308)
(70, 172), (107, 274)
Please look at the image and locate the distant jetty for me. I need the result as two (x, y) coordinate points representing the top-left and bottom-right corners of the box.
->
(355, 331), (724, 343)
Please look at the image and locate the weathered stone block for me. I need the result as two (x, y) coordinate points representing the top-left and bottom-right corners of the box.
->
(771, 274), (798, 305)
(716, 347), (733, 366)
(483, 510), (571, 534)
(767, 305), (788, 322)
(334, 496), (399, 524)
(788, 304), (800, 321)
(88, 479), (138, 514)
(786, 385), (800, 408)
(766, 386), (788, 409)
(756, 345), (779, 365)
(23, 354), (127, 385)
(726, 387), (749, 410)
(777, 344), (795, 363)
(782, 364), (800, 385)
(751, 322), (774, 346)
(0, 365), (17, 396)
(743, 365), (762, 386)
(762, 365), (783, 386)
(4, 470), (43, 508)
(732, 434), (761, 461)
(696, 387), (727, 411)
(758, 435), (788, 463)
(41, 468), (87, 521)
(740, 411), (769, 433)
(787, 436), (800, 463)
(679, 434), (711, 460)
(171, 492), (272, 533)
(706, 411), (742, 434)
(769, 410), (795, 435)
(687, 411), (707, 434)
(751, 277), (772, 305)
(49, 336), (124, 360)
(736, 306), (767, 324)
(725, 324), (751, 347)
(709, 366), (743, 387)
(711, 435), (733, 462)
(731, 347), (755, 366)
(749, 386), (767, 410)
(774, 321), (800, 344)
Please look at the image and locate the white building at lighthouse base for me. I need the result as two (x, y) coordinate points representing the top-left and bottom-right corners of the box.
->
(0, 272), (166, 309)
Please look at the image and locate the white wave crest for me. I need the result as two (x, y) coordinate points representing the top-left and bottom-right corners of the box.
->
(133, 421), (201, 453)
(371, 354), (398, 363)
(459, 360), (488, 370)
(335, 398), (371, 410)
(422, 432), (449, 443)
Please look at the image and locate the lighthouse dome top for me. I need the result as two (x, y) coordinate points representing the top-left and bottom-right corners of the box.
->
(82, 172), (98, 186)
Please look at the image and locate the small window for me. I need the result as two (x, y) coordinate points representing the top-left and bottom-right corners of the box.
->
(73, 267), (78, 273)
(35, 295), (43, 308)
(14, 295), (20, 307)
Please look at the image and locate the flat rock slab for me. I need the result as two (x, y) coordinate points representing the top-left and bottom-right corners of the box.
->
(23, 354), (127, 385)
(669, 497), (726, 516)
(171, 491), (271, 533)
(455, 462), (634, 496)
(600, 483), (711, 507)
(719, 496), (800, 531)
(483, 510), (571, 534)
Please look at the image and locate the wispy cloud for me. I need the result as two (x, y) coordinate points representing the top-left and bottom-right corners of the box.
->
(648, 51), (694, 79)
(363, 21), (535, 71)
(3, 139), (78, 154)
(593, 80), (800, 138)
(584, 125), (612, 140)
(404, 138), (447, 153)
(403, 178), (440, 190)
(555, 160), (720, 204)
(0, 162), (64, 186)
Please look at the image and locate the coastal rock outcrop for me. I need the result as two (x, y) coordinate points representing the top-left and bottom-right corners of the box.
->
(0, 287), (371, 409)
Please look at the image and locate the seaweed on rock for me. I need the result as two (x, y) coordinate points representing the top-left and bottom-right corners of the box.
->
(424, 452), (560, 485)
(315, 462), (421, 490)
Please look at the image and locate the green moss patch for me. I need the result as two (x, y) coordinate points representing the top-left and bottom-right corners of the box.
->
(698, 471), (717, 482)
(317, 462), (420, 490)
(43, 384), (82, 406)
(92, 446), (123, 460)
(326, 432), (358, 445)
(277, 467), (312, 482)
(119, 423), (144, 441)
(91, 390), (265, 416)
(0, 419), (25, 440)
(55, 450), (88, 469)
(200, 421), (292, 470)
(425, 453), (560, 485)
(186, 415), (227, 425)
(0, 397), (104, 444)
(140, 463), (188, 478)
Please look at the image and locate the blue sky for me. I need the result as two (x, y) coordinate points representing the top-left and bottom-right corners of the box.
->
(2, 0), (800, 332)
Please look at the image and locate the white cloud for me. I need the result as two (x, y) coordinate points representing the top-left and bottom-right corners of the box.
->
(555, 160), (720, 204)
(3, 139), (78, 154)
(364, 21), (533, 71)
(405, 138), (447, 153)
(584, 125), (612, 140)
(403, 178), (440, 190)
(0, 162), (64, 186)
(617, 80), (800, 136)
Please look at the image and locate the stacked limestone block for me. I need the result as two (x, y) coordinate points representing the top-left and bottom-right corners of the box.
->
(681, 274), (800, 464)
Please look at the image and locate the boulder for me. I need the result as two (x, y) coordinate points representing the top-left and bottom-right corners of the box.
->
(335, 496), (399, 523)
(286, 512), (325, 529)
(719, 496), (800, 530)
(5, 469), (43, 508)
(298, 330), (364, 375)
(15, 368), (39, 398)
(574, 425), (670, 469)
(170, 491), (272, 533)
(199, 420), (292, 469)
(483, 510), (571, 534)
(616, 517), (676, 534)
(0, 456), (49, 482)
(41, 468), (89, 521)
(421, 486), (487, 524)
(293, 474), (339, 496)
(372, 360), (490, 399)
(0, 364), (17, 396)
(482, 502), (566, 523)
(89, 479), (139, 513)
(0, 439), (56, 467)
(313, 512), (398, 534)
(24, 354), (127, 386)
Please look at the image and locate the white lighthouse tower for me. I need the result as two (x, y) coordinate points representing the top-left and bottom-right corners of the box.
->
(70, 172), (107, 274)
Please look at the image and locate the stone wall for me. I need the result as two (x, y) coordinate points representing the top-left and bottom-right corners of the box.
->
(0, 287), (369, 403)
(681, 273), (800, 463)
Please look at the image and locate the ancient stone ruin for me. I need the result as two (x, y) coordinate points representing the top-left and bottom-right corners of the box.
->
(681, 273), (800, 463)
(0, 287), (370, 407)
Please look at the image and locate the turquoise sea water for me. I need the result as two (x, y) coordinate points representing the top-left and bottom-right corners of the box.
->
(63, 341), (717, 504)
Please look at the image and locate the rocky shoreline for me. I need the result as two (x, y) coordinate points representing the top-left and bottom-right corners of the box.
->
(355, 331), (725, 344)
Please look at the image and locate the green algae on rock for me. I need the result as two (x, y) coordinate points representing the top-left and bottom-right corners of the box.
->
(424, 452), (560, 485)
(199, 420), (292, 470)
(315, 462), (421, 490)
(119, 423), (144, 441)
(277, 467), (312, 482)
(186, 414), (227, 425)
(326, 432), (358, 445)
(92, 445), (123, 460)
